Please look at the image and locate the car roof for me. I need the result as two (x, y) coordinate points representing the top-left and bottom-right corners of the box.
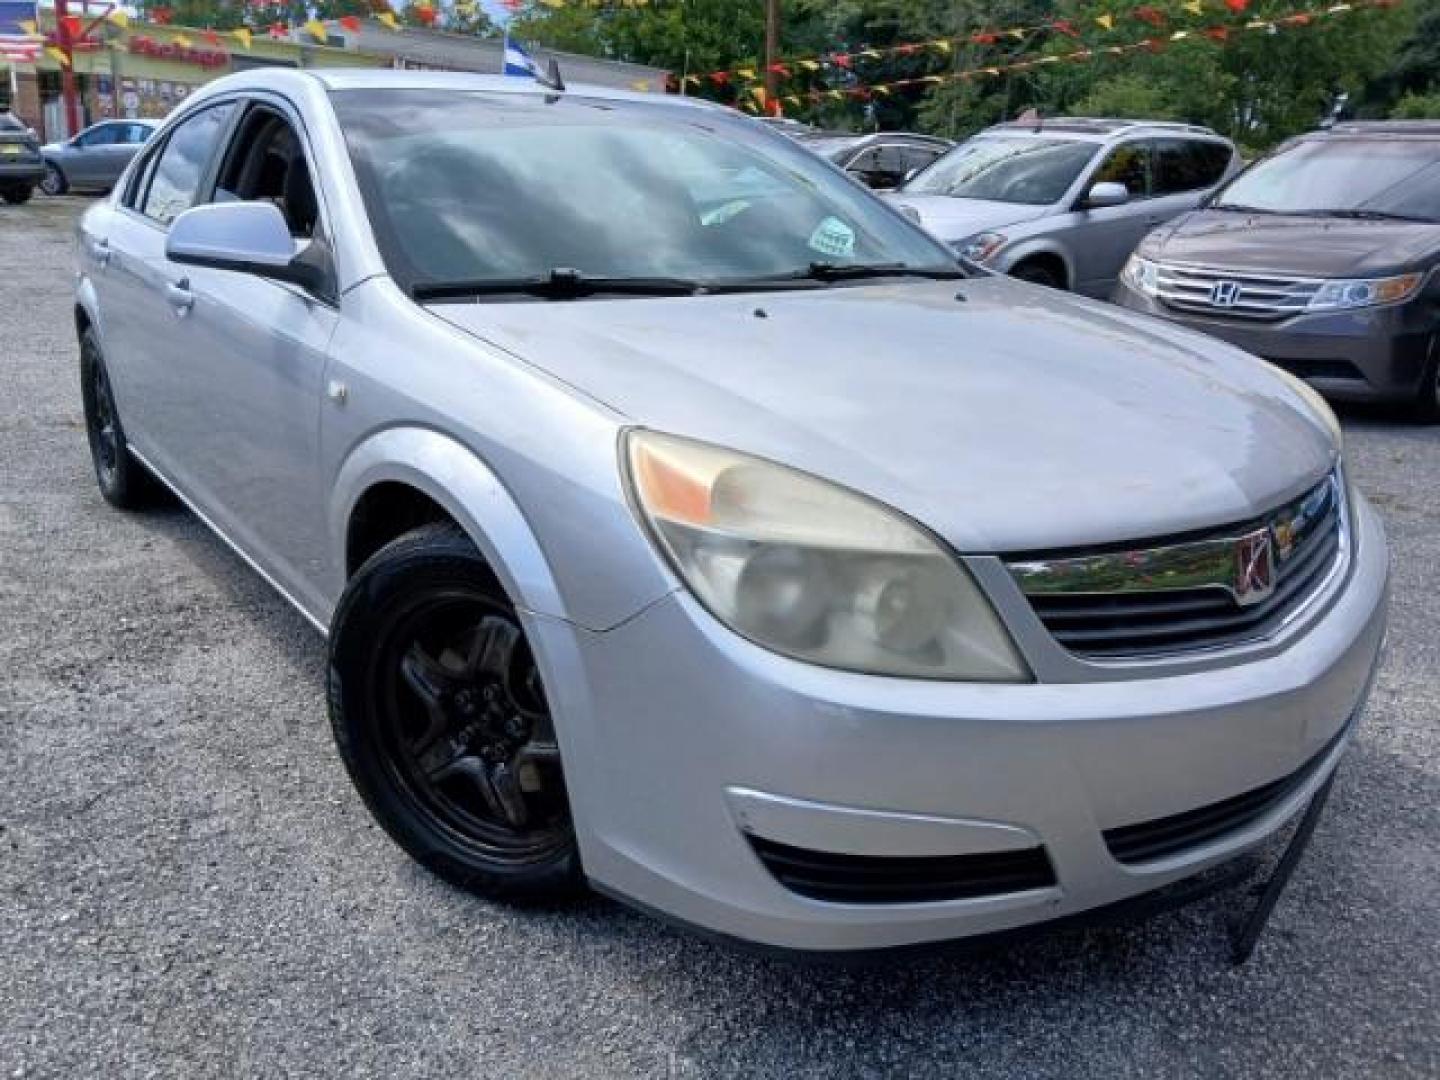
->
(984, 117), (1226, 143)
(1319, 120), (1440, 139)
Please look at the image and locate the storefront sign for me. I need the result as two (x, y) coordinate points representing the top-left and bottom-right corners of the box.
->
(128, 35), (228, 69)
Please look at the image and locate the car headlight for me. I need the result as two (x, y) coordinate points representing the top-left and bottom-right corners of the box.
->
(955, 231), (1007, 264)
(623, 430), (1029, 681)
(1121, 254), (1161, 297)
(1306, 272), (1424, 313)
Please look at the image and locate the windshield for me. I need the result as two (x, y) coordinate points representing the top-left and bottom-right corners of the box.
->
(901, 136), (1097, 205)
(1214, 138), (1440, 222)
(332, 90), (957, 295)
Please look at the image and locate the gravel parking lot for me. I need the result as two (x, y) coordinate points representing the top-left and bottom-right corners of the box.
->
(1, 197), (1436, 1079)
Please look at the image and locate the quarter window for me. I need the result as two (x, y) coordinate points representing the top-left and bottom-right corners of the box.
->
(1153, 139), (1232, 195)
(139, 103), (235, 226)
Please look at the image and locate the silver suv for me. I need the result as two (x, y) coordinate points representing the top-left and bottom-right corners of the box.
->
(74, 71), (1385, 955)
(887, 118), (1239, 296)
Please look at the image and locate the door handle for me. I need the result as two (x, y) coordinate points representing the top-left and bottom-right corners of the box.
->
(164, 278), (194, 315)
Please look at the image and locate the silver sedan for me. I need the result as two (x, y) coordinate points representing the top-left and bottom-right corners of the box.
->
(42, 119), (160, 195)
(73, 69), (1387, 954)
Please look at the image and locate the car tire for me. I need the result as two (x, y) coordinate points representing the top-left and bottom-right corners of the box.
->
(79, 326), (164, 509)
(1011, 260), (1064, 289)
(328, 522), (585, 903)
(40, 164), (67, 196)
(1, 185), (32, 205)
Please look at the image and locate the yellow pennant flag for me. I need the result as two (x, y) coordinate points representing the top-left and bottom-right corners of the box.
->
(107, 10), (128, 28)
(232, 27), (252, 49)
(873, 85), (890, 96)
(797, 59), (820, 71)
(827, 89), (843, 101)
(1183, 0), (1204, 14)
(735, 67), (756, 81)
(305, 19), (328, 43)
(377, 11), (400, 30)
(173, 33), (192, 48)
(629, 79), (651, 91)
(1095, 14), (1115, 30)
(933, 40), (951, 54)
(1008, 28), (1025, 40)
(45, 45), (69, 67)
(18, 17), (36, 33)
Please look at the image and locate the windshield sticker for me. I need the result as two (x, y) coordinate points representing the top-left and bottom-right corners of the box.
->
(808, 216), (856, 259)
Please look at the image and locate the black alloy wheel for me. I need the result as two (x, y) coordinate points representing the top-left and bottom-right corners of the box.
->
(79, 327), (161, 509)
(329, 524), (583, 900)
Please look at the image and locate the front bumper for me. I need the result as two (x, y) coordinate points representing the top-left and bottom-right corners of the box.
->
(532, 494), (1388, 952)
(1115, 283), (1436, 403)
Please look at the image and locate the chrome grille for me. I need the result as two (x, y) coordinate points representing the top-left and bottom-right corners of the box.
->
(1008, 474), (1345, 660)
(1156, 263), (1322, 320)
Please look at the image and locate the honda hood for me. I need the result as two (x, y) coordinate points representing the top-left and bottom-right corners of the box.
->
(1143, 210), (1440, 277)
(430, 277), (1337, 554)
(881, 193), (1050, 244)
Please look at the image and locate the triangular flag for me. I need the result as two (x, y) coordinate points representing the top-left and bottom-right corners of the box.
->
(340, 15), (362, 32)
(933, 40), (951, 54)
(797, 59), (820, 71)
(1095, 14), (1115, 31)
(377, 11), (400, 30)
(107, 10), (128, 28)
(305, 19), (328, 43)
(1183, 0), (1205, 14)
(45, 45), (70, 67)
(18, 18), (36, 33)
(1008, 29), (1026, 40)
(202, 29), (221, 46)
(232, 27), (252, 49)
(173, 33), (192, 48)
(735, 67), (756, 80)
(1225, 0), (1248, 11)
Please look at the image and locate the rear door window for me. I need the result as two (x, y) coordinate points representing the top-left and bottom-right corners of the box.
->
(139, 102), (235, 226)
(1153, 139), (1232, 194)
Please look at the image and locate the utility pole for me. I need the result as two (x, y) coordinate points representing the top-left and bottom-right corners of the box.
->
(763, 0), (780, 115)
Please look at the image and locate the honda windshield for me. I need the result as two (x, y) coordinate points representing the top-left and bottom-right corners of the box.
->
(331, 90), (958, 296)
(900, 136), (1097, 205)
(1213, 137), (1440, 222)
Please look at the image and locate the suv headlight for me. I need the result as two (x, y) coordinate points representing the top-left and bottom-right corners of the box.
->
(1121, 254), (1161, 297)
(955, 231), (1006, 263)
(623, 430), (1029, 681)
(1306, 272), (1424, 312)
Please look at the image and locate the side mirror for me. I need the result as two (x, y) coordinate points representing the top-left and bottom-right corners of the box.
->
(1085, 181), (1130, 209)
(166, 202), (327, 294)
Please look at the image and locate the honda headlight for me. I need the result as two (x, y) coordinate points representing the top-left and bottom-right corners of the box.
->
(956, 231), (1007, 264)
(1306, 272), (1424, 313)
(1121, 254), (1161, 297)
(623, 431), (1029, 681)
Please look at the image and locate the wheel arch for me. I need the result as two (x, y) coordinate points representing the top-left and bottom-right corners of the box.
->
(74, 277), (101, 341)
(1001, 246), (1072, 290)
(330, 426), (571, 626)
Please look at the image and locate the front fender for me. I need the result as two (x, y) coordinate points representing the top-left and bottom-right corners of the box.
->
(329, 425), (576, 626)
(74, 272), (101, 341)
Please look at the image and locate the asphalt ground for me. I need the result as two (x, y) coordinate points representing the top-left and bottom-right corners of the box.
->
(1, 197), (1436, 1078)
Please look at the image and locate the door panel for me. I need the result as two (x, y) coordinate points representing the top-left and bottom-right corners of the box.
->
(1071, 141), (1158, 297)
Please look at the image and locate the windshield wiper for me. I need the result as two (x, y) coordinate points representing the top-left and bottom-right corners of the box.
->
(1209, 202), (1280, 214)
(1297, 208), (1438, 223)
(749, 261), (968, 285)
(412, 268), (707, 302)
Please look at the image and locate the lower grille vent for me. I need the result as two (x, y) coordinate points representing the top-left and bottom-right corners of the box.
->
(1102, 725), (1347, 865)
(747, 835), (1057, 904)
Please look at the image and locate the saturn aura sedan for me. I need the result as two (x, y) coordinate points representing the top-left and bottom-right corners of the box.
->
(73, 69), (1388, 954)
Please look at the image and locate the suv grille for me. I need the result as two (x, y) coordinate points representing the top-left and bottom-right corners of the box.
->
(1103, 721), (1348, 864)
(1009, 474), (1345, 660)
(1156, 263), (1322, 320)
(746, 835), (1057, 904)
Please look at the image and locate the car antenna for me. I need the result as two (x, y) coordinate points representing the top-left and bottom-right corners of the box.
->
(536, 57), (566, 94)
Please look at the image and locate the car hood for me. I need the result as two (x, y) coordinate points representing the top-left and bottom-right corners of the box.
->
(882, 193), (1049, 243)
(1144, 210), (1440, 276)
(430, 278), (1335, 554)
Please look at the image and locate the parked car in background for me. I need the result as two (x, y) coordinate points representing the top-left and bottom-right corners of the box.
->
(886, 118), (1239, 295)
(42, 119), (161, 196)
(0, 110), (44, 204)
(1116, 121), (1440, 421)
(74, 70), (1387, 955)
(793, 129), (953, 190)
